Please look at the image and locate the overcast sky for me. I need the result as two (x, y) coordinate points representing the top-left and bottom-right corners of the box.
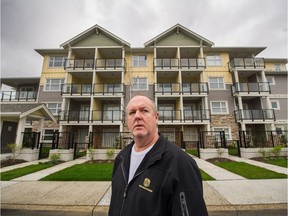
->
(1, 0), (287, 78)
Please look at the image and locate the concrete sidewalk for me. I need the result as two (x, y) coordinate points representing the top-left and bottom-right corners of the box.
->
(1, 156), (287, 215)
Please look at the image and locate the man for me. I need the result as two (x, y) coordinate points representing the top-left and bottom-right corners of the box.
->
(109, 95), (208, 216)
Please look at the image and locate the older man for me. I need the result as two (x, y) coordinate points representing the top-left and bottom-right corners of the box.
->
(109, 95), (208, 216)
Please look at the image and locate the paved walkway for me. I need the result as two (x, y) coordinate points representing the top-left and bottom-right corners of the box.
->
(1, 155), (287, 215)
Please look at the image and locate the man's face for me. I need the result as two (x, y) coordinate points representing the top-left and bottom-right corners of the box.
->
(126, 96), (158, 138)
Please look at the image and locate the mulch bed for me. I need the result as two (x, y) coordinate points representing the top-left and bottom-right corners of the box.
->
(206, 157), (233, 163)
(251, 156), (287, 162)
(1, 159), (28, 168)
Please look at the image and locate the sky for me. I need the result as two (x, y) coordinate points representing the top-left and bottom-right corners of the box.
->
(1, 0), (287, 79)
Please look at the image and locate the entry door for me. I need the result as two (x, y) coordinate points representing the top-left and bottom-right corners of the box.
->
(1, 121), (18, 153)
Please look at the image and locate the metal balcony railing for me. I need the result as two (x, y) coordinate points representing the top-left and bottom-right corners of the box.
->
(180, 58), (206, 69)
(154, 58), (179, 69)
(228, 58), (265, 70)
(158, 109), (211, 122)
(231, 82), (271, 95)
(182, 83), (208, 94)
(155, 83), (181, 94)
(234, 109), (276, 122)
(91, 110), (124, 122)
(95, 58), (125, 69)
(61, 84), (92, 95)
(93, 83), (125, 95)
(58, 110), (90, 122)
(64, 59), (94, 70)
(1, 91), (37, 101)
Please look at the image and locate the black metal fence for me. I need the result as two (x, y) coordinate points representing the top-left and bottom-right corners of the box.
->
(21, 132), (40, 149)
(89, 132), (133, 149)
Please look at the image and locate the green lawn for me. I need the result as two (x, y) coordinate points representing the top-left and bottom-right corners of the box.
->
(263, 157), (287, 168)
(200, 169), (214, 181)
(1, 163), (55, 181)
(213, 161), (287, 179)
(40, 163), (114, 181)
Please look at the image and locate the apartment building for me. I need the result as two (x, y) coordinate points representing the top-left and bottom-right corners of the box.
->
(1, 24), (287, 154)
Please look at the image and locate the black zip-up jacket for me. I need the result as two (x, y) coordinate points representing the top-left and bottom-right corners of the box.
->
(109, 135), (208, 216)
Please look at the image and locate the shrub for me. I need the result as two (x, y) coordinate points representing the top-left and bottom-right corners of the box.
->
(49, 153), (61, 164)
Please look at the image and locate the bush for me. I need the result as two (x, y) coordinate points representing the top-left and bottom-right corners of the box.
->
(49, 153), (61, 164)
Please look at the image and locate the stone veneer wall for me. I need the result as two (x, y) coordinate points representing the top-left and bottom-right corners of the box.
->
(32, 120), (59, 132)
(210, 115), (239, 140)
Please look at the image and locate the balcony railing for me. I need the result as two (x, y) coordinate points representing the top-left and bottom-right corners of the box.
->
(1, 91), (37, 102)
(93, 83), (125, 95)
(155, 83), (181, 94)
(58, 110), (90, 122)
(228, 58), (265, 70)
(61, 84), (92, 95)
(154, 58), (179, 69)
(95, 58), (125, 69)
(158, 109), (211, 122)
(231, 82), (271, 95)
(234, 109), (275, 122)
(64, 59), (94, 70)
(64, 58), (125, 70)
(180, 58), (206, 69)
(182, 83), (208, 94)
(91, 110), (124, 122)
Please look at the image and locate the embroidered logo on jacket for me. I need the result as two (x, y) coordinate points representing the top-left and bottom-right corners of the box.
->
(139, 178), (153, 193)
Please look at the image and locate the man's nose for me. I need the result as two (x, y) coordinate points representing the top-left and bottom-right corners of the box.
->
(134, 110), (142, 119)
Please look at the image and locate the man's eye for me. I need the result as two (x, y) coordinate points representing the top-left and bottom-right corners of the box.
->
(129, 111), (135, 115)
(141, 109), (148, 113)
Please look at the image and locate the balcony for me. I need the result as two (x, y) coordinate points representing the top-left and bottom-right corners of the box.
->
(64, 58), (125, 70)
(158, 109), (211, 123)
(180, 58), (206, 69)
(155, 83), (208, 95)
(234, 109), (275, 122)
(154, 58), (179, 69)
(1, 91), (37, 102)
(61, 84), (92, 95)
(93, 83), (125, 95)
(231, 82), (271, 96)
(228, 58), (265, 71)
(58, 110), (124, 123)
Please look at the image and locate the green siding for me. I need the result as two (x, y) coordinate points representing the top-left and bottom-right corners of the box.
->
(73, 33), (121, 47)
(157, 32), (200, 46)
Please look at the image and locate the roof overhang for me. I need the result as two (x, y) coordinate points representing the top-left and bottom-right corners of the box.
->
(204, 47), (266, 58)
(35, 48), (68, 57)
(0, 77), (40, 88)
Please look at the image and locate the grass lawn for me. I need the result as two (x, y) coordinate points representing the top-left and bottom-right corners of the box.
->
(1, 163), (55, 181)
(200, 169), (215, 181)
(213, 161), (287, 179)
(40, 163), (114, 181)
(263, 157), (287, 168)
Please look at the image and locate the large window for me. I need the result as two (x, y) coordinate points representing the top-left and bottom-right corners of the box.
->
(45, 79), (64, 91)
(213, 127), (231, 140)
(42, 129), (58, 142)
(49, 56), (65, 67)
(206, 55), (221, 66)
(46, 103), (62, 115)
(132, 55), (147, 67)
(209, 77), (225, 90)
(132, 78), (148, 90)
(211, 101), (228, 114)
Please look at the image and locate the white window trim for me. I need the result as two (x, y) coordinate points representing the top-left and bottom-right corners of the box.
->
(42, 128), (59, 143)
(49, 56), (65, 68)
(132, 77), (148, 91)
(271, 100), (280, 110)
(208, 77), (225, 90)
(206, 55), (222, 66)
(210, 101), (229, 114)
(212, 127), (231, 140)
(132, 55), (147, 67)
(44, 79), (65, 91)
(45, 102), (62, 115)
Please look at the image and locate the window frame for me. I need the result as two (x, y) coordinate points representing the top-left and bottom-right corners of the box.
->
(44, 79), (65, 91)
(208, 77), (225, 90)
(271, 100), (280, 110)
(210, 101), (229, 114)
(132, 55), (147, 67)
(42, 129), (59, 142)
(132, 77), (148, 91)
(266, 76), (275, 85)
(212, 127), (231, 140)
(206, 55), (222, 66)
(45, 102), (62, 115)
(48, 56), (66, 68)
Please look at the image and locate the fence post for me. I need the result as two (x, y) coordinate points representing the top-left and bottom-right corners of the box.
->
(197, 141), (200, 158)
(237, 140), (241, 157)
(73, 143), (77, 160)
(38, 142), (43, 160)
(270, 131), (275, 147)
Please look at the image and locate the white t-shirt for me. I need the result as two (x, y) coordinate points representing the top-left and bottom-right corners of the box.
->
(128, 144), (154, 183)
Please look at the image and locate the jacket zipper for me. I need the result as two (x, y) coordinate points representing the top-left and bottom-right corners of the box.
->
(119, 157), (128, 216)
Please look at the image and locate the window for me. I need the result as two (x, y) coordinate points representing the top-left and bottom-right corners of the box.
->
(159, 104), (174, 120)
(46, 103), (62, 115)
(274, 64), (281, 71)
(266, 76), (275, 85)
(49, 56), (65, 67)
(209, 77), (225, 90)
(271, 100), (280, 110)
(132, 55), (147, 67)
(45, 79), (64, 91)
(276, 126), (285, 135)
(42, 129), (58, 142)
(103, 105), (121, 121)
(132, 77), (148, 90)
(206, 55), (221, 66)
(211, 101), (228, 114)
(213, 127), (231, 140)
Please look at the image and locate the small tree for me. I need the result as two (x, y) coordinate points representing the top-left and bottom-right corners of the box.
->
(6, 143), (21, 161)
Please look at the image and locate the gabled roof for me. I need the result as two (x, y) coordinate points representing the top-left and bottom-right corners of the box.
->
(0, 104), (57, 122)
(60, 24), (131, 49)
(144, 23), (214, 47)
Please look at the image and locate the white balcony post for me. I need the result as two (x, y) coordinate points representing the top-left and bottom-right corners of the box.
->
(15, 116), (26, 148)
